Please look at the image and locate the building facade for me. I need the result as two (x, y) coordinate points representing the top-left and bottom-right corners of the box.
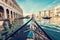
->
(0, 0), (23, 39)
(55, 5), (60, 16)
(0, 0), (23, 19)
(0, 0), (23, 27)
(49, 9), (54, 17)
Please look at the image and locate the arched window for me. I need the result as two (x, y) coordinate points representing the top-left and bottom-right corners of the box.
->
(16, 13), (17, 18)
(0, 6), (4, 18)
(14, 12), (15, 18)
(14, 13), (16, 18)
(6, 9), (9, 18)
(11, 11), (13, 18)
(5, 0), (8, 3)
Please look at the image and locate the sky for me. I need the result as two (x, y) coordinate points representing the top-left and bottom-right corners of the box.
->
(16, 0), (60, 16)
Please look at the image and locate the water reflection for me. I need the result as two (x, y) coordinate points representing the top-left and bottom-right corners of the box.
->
(23, 19), (30, 24)
(50, 17), (60, 26)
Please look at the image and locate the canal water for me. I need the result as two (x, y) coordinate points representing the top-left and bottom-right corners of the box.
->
(24, 17), (60, 40)
(36, 17), (60, 40)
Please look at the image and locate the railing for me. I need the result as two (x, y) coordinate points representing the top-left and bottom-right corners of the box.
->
(0, 17), (27, 40)
(0, 19), (13, 40)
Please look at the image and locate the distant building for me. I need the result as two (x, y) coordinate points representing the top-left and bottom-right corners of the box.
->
(39, 11), (41, 18)
(41, 11), (45, 17)
(55, 5), (60, 16)
(49, 9), (54, 17)
(28, 14), (32, 18)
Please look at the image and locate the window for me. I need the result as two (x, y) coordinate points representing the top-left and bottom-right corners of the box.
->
(0, 12), (2, 17)
(0, 6), (4, 18)
(5, 0), (8, 3)
(6, 9), (9, 18)
(10, 2), (12, 6)
(11, 11), (13, 18)
(2, 0), (4, 1)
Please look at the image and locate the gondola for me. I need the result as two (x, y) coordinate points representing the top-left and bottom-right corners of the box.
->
(42, 17), (52, 19)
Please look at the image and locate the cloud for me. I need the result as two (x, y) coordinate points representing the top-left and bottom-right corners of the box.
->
(43, 0), (57, 10)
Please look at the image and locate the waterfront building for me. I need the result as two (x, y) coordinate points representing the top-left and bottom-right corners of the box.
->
(41, 11), (45, 17)
(39, 11), (41, 18)
(44, 10), (49, 17)
(0, 0), (23, 39)
(49, 9), (54, 17)
(0, 0), (23, 29)
(55, 5), (60, 16)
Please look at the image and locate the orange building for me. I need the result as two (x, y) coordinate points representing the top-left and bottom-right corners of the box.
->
(49, 9), (54, 17)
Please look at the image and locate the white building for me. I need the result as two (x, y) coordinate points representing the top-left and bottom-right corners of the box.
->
(0, 0), (23, 33)
(55, 5), (60, 16)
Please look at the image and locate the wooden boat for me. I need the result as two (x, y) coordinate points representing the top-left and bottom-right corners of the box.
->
(42, 17), (52, 19)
